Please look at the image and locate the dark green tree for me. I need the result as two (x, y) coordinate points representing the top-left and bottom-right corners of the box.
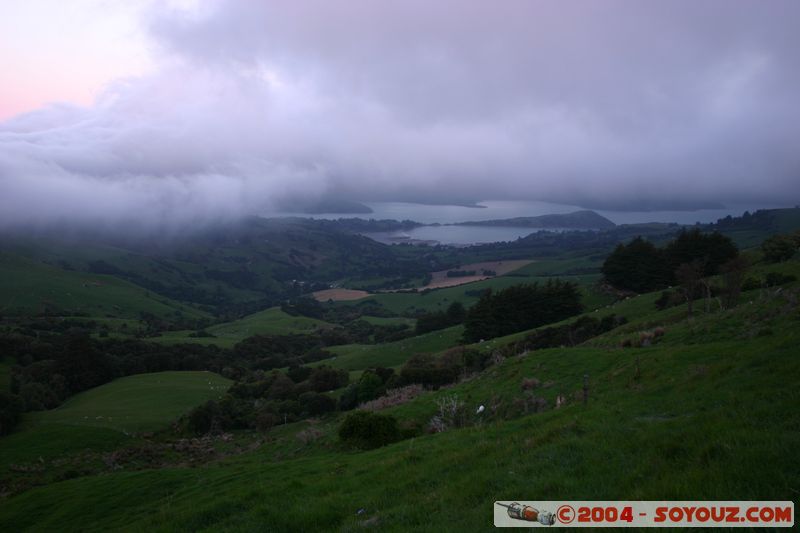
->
(462, 281), (582, 343)
(720, 256), (749, 308)
(0, 392), (25, 435)
(356, 371), (385, 403)
(761, 234), (798, 263)
(338, 411), (401, 449)
(664, 229), (738, 276)
(602, 237), (670, 292)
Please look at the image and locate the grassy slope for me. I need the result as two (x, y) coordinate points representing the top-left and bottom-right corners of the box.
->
(459, 256), (800, 359)
(0, 372), (231, 469)
(0, 230), (279, 309)
(27, 372), (231, 433)
(1, 217), (437, 311)
(1, 292), (797, 531)
(0, 242), (797, 531)
(314, 326), (465, 373)
(154, 308), (333, 348)
(0, 424), (133, 471)
(0, 252), (207, 319)
(0, 372), (231, 490)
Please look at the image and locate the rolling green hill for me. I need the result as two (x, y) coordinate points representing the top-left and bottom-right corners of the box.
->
(313, 325), (465, 373)
(23, 371), (231, 433)
(1, 283), (797, 531)
(0, 372), (231, 469)
(0, 251), (207, 319)
(12, 371), (230, 435)
(154, 307), (334, 348)
(1, 210), (799, 531)
(1, 207), (796, 321)
(0, 217), (444, 314)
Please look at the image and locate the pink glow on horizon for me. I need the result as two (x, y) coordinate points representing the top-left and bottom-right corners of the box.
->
(0, 79), (96, 121)
(0, 0), (159, 121)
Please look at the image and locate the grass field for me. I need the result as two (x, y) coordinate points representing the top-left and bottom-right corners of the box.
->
(1, 288), (797, 531)
(154, 307), (333, 348)
(0, 371), (232, 489)
(0, 423), (134, 470)
(313, 325), (465, 372)
(0, 251), (207, 319)
(7, 372), (231, 438)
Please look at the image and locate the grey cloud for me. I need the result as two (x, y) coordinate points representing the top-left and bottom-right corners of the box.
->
(1, 0), (799, 227)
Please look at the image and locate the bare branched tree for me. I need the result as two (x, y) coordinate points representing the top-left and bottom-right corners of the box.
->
(430, 394), (466, 431)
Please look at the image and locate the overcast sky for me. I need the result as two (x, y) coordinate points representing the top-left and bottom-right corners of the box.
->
(1, 0), (798, 227)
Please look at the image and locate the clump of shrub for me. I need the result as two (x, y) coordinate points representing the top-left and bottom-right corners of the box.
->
(761, 233), (799, 263)
(621, 327), (666, 348)
(513, 394), (548, 415)
(415, 302), (466, 334)
(254, 410), (280, 433)
(428, 394), (467, 433)
(339, 368), (398, 410)
(186, 397), (251, 434)
(187, 400), (224, 434)
(0, 391), (25, 435)
(741, 277), (762, 291)
(296, 426), (324, 445)
(741, 272), (797, 291)
(358, 384), (425, 411)
(338, 411), (401, 450)
(520, 377), (540, 391)
(298, 391), (337, 416)
(400, 354), (460, 389)
(766, 272), (797, 287)
(655, 290), (683, 310)
(514, 314), (627, 351)
(397, 346), (490, 390)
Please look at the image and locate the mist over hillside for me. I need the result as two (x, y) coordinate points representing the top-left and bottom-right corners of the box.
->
(2, 1), (799, 229)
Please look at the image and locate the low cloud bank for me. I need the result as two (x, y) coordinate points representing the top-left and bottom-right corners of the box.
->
(1, 0), (798, 228)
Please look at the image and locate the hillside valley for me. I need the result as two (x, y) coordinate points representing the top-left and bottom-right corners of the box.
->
(0, 207), (797, 530)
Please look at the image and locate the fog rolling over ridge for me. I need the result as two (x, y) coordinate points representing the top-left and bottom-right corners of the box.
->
(1, 0), (799, 229)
